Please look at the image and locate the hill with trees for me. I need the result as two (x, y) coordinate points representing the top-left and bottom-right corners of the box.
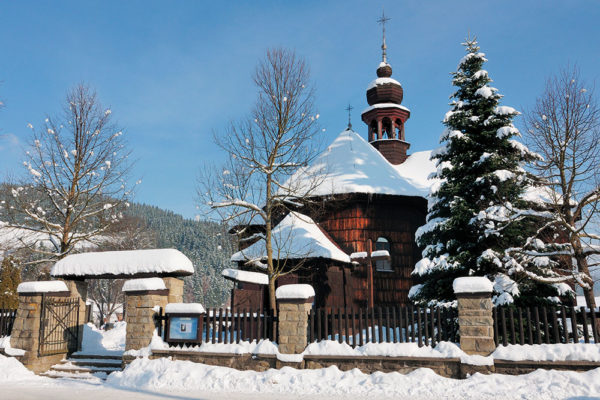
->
(125, 203), (234, 307)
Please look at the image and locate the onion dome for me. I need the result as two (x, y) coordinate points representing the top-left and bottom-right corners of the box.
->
(366, 62), (403, 106)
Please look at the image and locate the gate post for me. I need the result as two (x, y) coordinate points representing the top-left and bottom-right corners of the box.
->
(276, 284), (314, 356)
(453, 277), (496, 356)
(9, 281), (70, 373)
(123, 278), (169, 351)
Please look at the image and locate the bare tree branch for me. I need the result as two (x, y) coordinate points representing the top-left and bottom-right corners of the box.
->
(197, 48), (324, 310)
(523, 65), (600, 309)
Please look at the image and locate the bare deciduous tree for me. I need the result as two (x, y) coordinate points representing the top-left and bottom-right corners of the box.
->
(198, 48), (323, 310)
(88, 215), (156, 325)
(1, 84), (136, 263)
(523, 66), (600, 309)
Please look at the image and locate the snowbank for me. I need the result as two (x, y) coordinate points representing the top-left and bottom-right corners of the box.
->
(0, 336), (26, 356)
(492, 344), (600, 362)
(122, 277), (166, 292)
(453, 277), (493, 294)
(106, 356), (600, 398)
(135, 332), (278, 356)
(77, 322), (126, 356)
(275, 284), (315, 300)
(303, 340), (492, 366)
(0, 354), (38, 381)
(165, 303), (206, 314)
(222, 268), (268, 285)
(51, 248), (194, 277)
(17, 280), (68, 294)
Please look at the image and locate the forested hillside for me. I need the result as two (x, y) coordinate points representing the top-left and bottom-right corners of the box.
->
(125, 203), (235, 307)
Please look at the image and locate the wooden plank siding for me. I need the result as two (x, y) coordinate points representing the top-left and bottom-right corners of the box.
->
(232, 193), (427, 310)
(316, 193), (427, 308)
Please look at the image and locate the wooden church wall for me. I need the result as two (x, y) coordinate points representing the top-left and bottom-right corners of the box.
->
(316, 194), (427, 307)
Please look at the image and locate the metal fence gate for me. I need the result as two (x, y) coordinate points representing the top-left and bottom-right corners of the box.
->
(39, 295), (80, 356)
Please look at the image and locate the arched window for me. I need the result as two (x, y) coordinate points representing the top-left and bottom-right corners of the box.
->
(375, 237), (392, 271)
(369, 120), (378, 141)
(382, 118), (392, 139)
(395, 119), (403, 140)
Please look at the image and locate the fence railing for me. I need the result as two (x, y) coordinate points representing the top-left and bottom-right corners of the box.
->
(493, 306), (599, 346)
(159, 308), (278, 346)
(0, 307), (17, 338)
(308, 306), (458, 347)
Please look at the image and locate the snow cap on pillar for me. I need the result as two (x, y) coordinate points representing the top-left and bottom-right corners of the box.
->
(276, 284), (315, 300)
(453, 277), (493, 294)
(17, 280), (69, 295)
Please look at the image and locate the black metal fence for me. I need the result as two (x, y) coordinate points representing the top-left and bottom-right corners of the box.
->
(494, 305), (599, 346)
(0, 306), (17, 337)
(159, 308), (278, 346)
(308, 306), (459, 347)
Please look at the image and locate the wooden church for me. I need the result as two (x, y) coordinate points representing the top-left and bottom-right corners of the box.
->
(224, 25), (437, 310)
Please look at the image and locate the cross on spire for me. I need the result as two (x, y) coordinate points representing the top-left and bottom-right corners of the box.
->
(345, 103), (353, 130)
(377, 9), (391, 63)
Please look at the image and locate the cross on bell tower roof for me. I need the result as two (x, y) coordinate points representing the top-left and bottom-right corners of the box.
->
(345, 103), (353, 130)
(377, 9), (391, 64)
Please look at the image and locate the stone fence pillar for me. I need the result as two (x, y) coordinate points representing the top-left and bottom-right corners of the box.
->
(276, 284), (315, 355)
(453, 276), (495, 356)
(9, 281), (70, 373)
(123, 278), (169, 351)
(163, 277), (184, 304)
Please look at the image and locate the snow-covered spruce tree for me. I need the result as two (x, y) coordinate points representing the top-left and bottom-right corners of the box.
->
(410, 38), (572, 307)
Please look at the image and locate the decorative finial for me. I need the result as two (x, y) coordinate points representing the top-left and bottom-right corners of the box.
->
(345, 103), (353, 130)
(377, 9), (391, 64)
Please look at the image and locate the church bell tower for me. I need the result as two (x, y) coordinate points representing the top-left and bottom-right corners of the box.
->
(361, 11), (411, 165)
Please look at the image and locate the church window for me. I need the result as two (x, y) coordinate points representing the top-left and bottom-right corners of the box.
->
(375, 237), (392, 271)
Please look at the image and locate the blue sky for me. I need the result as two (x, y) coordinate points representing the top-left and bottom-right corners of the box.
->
(0, 1), (599, 218)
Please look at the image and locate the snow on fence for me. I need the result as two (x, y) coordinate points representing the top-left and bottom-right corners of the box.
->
(157, 307), (278, 345)
(0, 305), (17, 338)
(308, 306), (459, 347)
(493, 305), (600, 346)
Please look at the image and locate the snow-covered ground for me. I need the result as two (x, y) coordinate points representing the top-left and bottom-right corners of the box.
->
(76, 321), (126, 356)
(3, 323), (600, 399)
(1, 352), (599, 400)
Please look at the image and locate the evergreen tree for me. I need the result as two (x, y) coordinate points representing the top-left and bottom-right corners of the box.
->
(0, 256), (21, 308)
(410, 38), (570, 307)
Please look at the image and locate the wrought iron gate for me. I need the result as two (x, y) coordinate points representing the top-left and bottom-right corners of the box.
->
(39, 295), (80, 356)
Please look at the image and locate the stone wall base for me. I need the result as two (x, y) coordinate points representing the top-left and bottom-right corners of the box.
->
(128, 350), (600, 379)
(19, 352), (65, 374)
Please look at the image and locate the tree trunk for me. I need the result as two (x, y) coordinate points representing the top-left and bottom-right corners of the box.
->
(268, 276), (277, 314)
(573, 238), (597, 310)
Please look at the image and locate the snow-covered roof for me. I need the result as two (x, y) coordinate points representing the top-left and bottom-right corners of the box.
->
(453, 277), (493, 294)
(17, 280), (69, 294)
(222, 268), (269, 285)
(51, 249), (194, 278)
(362, 103), (410, 114)
(231, 211), (351, 264)
(122, 278), (167, 292)
(367, 77), (402, 91)
(281, 130), (430, 198)
(393, 150), (438, 197)
(275, 284), (315, 300)
(165, 303), (206, 314)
